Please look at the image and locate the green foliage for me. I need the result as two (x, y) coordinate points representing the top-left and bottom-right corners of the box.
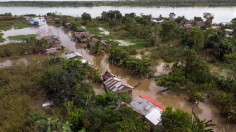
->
(162, 107), (214, 132)
(0, 37), (51, 57)
(194, 17), (203, 21)
(8, 34), (36, 41)
(0, 32), (4, 42)
(162, 107), (192, 131)
(160, 21), (177, 41)
(224, 52), (236, 63)
(182, 28), (204, 49)
(82, 12), (92, 22)
(108, 47), (129, 65)
(125, 57), (153, 78)
(204, 31), (235, 61)
(73, 83), (95, 108)
(0, 61), (50, 131)
(65, 102), (84, 131)
(156, 65), (187, 92)
(184, 49), (211, 84)
(109, 47), (153, 77)
(211, 92), (236, 123)
(95, 92), (131, 107)
(0, 15), (28, 30)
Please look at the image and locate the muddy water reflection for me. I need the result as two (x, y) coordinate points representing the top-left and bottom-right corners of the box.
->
(1, 24), (76, 51)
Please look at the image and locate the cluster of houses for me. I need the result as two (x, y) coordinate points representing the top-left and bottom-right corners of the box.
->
(152, 12), (235, 38)
(39, 19), (166, 129)
(72, 31), (110, 53)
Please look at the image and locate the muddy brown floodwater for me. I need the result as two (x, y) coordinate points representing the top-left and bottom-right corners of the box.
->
(0, 23), (235, 132)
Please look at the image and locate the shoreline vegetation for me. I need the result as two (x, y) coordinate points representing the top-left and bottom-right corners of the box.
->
(1, 1), (236, 7)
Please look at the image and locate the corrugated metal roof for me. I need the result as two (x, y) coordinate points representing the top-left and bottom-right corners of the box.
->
(130, 96), (165, 126)
(63, 52), (82, 60)
(103, 77), (133, 93)
(145, 108), (162, 125)
(141, 96), (165, 110)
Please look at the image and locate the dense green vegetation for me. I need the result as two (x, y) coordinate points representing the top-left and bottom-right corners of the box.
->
(8, 34), (36, 41)
(0, 13), (29, 30)
(161, 107), (215, 131)
(0, 37), (51, 57)
(61, 10), (236, 123)
(0, 54), (152, 131)
(108, 47), (153, 78)
(0, 32), (4, 42)
(1, 0), (236, 7)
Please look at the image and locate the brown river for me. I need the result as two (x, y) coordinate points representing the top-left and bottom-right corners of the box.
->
(0, 23), (235, 132)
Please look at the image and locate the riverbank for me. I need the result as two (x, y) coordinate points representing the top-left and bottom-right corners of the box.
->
(1, 1), (236, 7)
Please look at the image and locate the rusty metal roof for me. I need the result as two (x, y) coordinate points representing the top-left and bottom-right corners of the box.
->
(103, 77), (133, 93)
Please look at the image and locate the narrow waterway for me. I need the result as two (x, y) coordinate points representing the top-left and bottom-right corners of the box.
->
(0, 23), (235, 131)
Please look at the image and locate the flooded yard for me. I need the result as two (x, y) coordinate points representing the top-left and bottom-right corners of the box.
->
(98, 27), (110, 35)
(115, 40), (134, 46)
(0, 22), (235, 131)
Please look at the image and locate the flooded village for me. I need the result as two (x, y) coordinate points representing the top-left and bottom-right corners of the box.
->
(0, 4), (236, 132)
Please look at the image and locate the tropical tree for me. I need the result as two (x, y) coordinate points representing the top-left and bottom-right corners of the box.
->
(160, 21), (177, 41)
(162, 107), (214, 132)
(182, 28), (204, 50)
(81, 12), (92, 22)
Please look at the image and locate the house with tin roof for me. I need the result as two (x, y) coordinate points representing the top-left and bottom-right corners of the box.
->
(102, 71), (133, 95)
(63, 52), (82, 60)
(130, 96), (165, 127)
(72, 32), (90, 43)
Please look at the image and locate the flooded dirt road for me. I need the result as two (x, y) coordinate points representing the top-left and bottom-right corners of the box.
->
(1, 23), (235, 131)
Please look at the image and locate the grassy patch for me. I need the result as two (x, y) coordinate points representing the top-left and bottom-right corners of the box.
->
(13, 23), (29, 29)
(8, 34), (36, 41)
(149, 42), (185, 63)
(87, 26), (101, 35)
(86, 21), (147, 48)
(0, 15), (29, 30)
(0, 33), (5, 43)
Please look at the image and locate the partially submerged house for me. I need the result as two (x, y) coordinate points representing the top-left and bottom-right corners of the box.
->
(63, 52), (82, 60)
(72, 32), (90, 43)
(103, 77), (134, 95)
(28, 17), (45, 26)
(183, 23), (193, 29)
(42, 101), (54, 109)
(46, 48), (57, 54)
(225, 29), (234, 38)
(102, 71), (133, 95)
(130, 96), (165, 128)
(102, 70), (115, 81)
(44, 35), (62, 50)
(88, 38), (110, 52)
(195, 21), (206, 28)
(152, 18), (165, 24)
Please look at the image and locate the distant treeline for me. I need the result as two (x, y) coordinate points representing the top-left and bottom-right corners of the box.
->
(1, 0), (236, 7)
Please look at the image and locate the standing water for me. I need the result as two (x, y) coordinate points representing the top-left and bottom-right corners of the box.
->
(0, 19), (235, 132)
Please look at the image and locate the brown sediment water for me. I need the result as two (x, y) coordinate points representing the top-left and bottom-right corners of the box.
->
(76, 46), (236, 132)
(1, 23), (235, 131)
